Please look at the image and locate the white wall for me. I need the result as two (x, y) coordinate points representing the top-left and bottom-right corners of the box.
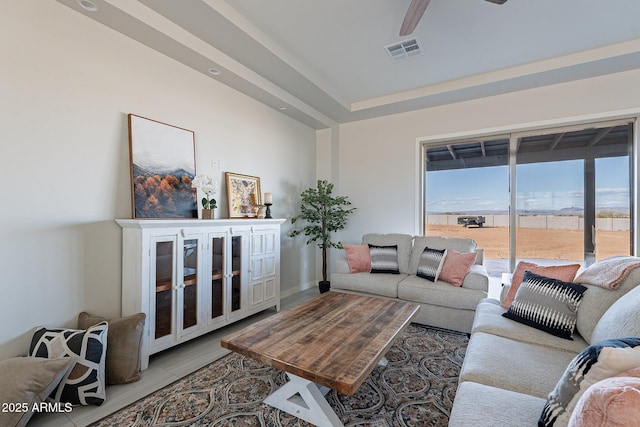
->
(331, 70), (640, 248)
(0, 2), (317, 359)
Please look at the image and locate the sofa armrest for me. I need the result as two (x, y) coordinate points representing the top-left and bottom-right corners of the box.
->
(461, 264), (489, 292)
(474, 248), (484, 265)
(335, 258), (351, 274)
(500, 284), (511, 307)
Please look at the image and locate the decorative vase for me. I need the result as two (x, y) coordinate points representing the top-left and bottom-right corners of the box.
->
(201, 208), (214, 219)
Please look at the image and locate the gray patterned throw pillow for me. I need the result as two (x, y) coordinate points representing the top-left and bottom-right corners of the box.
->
(369, 244), (400, 274)
(416, 247), (446, 282)
(503, 271), (587, 340)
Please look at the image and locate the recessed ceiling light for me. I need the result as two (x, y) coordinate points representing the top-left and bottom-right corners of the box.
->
(278, 106), (287, 110)
(208, 68), (221, 76)
(77, 0), (98, 12)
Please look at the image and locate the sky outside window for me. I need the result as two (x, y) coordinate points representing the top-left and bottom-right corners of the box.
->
(426, 156), (629, 214)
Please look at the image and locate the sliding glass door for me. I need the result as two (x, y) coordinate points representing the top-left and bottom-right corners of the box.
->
(424, 138), (510, 265)
(514, 123), (632, 266)
(595, 156), (632, 259)
(423, 119), (634, 273)
(515, 159), (584, 262)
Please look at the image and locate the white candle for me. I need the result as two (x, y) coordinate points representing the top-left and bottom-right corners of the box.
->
(264, 192), (272, 204)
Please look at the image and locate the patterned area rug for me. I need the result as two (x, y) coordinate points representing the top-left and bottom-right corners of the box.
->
(91, 324), (468, 427)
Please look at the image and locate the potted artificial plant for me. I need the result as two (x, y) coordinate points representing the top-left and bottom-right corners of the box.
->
(289, 180), (356, 293)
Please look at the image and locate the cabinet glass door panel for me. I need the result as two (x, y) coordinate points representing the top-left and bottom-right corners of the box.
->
(210, 236), (224, 320)
(182, 238), (198, 330)
(154, 241), (174, 340)
(231, 235), (242, 312)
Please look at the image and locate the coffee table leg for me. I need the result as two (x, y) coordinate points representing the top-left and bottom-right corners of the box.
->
(264, 373), (344, 427)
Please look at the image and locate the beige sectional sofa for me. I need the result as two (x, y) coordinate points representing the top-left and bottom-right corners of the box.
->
(330, 233), (489, 334)
(449, 265), (640, 426)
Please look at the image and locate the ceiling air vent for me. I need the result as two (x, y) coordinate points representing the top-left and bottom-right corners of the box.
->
(384, 38), (424, 63)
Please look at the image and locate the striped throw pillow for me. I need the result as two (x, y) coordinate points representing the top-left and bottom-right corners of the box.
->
(503, 271), (587, 340)
(368, 244), (400, 274)
(416, 247), (446, 282)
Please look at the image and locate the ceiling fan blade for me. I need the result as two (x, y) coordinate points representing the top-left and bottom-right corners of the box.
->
(485, 0), (508, 4)
(399, 0), (431, 36)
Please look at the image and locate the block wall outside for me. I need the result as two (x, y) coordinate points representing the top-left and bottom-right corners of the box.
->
(426, 215), (630, 231)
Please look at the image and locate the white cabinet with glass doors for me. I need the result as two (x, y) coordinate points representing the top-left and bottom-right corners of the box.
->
(117, 219), (283, 369)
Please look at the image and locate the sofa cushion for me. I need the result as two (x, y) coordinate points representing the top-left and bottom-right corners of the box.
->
(329, 272), (405, 298)
(342, 244), (371, 273)
(398, 275), (487, 311)
(472, 299), (588, 353)
(410, 236), (476, 274)
(449, 381), (547, 427)
(335, 258), (351, 274)
(460, 264), (489, 291)
(568, 368), (640, 427)
(503, 261), (581, 308)
(591, 284), (640, 344)
(459, 332), (577, 398)
(416, 247), (446, 281)
(502, 272), (587, 340)
(439, 249), (477, 287)
(29, 322), (108, 406)
(78, 312), (146, 385)
(576, 266), (640, 345)
(362, 234), (413, 274)
(368, 244), (400, 274)
(0, 357), (74, 427)
(540, 337), (640, 427)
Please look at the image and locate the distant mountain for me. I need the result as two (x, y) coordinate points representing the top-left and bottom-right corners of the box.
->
(427, 207), (629, 216)
(133, 163), (194, 179)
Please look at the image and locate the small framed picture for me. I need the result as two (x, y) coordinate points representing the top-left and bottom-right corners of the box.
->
(225, 172), (261, 218)
(128, 114), (197, 218)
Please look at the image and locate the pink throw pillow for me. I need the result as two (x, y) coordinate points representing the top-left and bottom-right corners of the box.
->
(438, 250), (477, 287)
(343, 244), (371, 273)
(568, 367), (640, 427)
(502, 262), (581, 308)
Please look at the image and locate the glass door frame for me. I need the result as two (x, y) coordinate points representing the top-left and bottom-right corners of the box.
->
(420, 116), (639, 272)
(510, 118), (635, 268)
(177, 233), (203, 341)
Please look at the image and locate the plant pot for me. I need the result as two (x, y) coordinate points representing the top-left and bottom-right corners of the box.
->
(318, 280), (331, 294)
(201, 209), (214, 219)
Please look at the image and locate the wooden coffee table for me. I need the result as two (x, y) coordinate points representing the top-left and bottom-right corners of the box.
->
(221, 291), (419, 427)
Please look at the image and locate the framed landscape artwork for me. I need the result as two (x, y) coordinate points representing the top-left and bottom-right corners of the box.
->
(128, 114), (197, 218)
(225, 172), (261, 218)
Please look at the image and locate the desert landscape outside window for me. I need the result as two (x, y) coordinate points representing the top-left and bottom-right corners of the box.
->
(423, 120), (633, 276)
